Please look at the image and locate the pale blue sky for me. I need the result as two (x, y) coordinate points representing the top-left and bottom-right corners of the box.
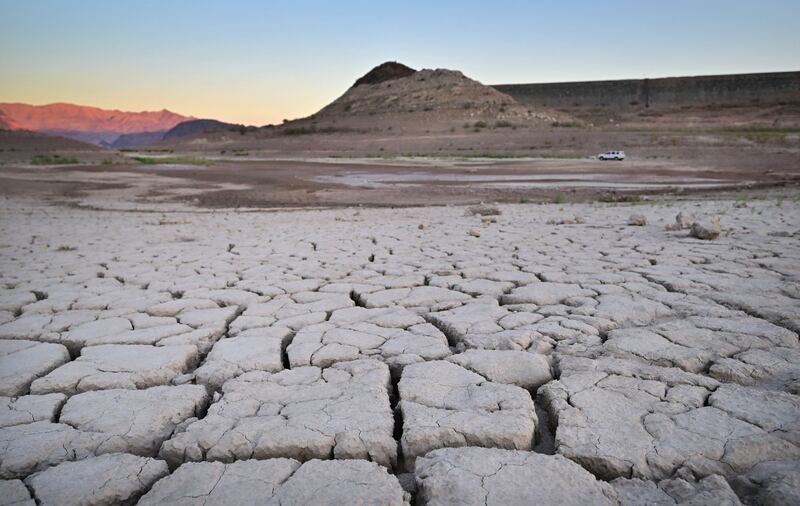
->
(1, 0), (798, 124)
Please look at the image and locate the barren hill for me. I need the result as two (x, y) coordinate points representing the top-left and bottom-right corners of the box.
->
(297, 62), (564, 131)
(0, 129), (107, 165)
(0, 129), (100, 150)
(162, 119), (243, 141)
(109, 119), (244, 148)
(352, 61), (416, 87)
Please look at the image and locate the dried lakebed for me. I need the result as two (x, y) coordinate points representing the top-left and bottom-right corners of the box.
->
(0, 196), (798, 505)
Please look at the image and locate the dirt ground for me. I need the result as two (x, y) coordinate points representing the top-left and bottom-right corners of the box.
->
(0, 153), (797, 211)
(1, 103), (798, 210)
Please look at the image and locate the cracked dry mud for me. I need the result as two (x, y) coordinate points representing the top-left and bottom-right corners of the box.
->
(0, 195), (798, 504)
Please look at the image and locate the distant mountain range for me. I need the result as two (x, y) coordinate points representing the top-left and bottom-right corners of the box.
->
(0, 110), (19, 129)
(0, 102), (203, 146)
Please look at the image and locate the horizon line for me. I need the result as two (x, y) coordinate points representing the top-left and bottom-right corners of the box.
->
(4, 67), (798, 123)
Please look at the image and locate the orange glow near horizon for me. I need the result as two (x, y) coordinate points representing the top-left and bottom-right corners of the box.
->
(0, 76), (340, 126)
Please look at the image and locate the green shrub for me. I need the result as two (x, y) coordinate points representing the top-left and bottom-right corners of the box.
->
(281, 125), (344, 136)
(31, 154), (79, 165)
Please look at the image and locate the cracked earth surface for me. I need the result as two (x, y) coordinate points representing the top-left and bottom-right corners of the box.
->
(0, 195), (798, 505)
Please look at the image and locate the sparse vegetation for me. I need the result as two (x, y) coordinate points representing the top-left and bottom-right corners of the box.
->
(221, 149), (250, 157)
(280, 125), (348, 136)
(459, 152), (519, 159)
(30, 154), (79, 165)
(56, 245), (77, 251)
(598, 194), (643, 203)
(621, 126), (800, 140)
(131, 156), (209, 165)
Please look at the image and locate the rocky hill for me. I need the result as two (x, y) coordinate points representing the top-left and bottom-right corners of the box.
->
(305, 62), (561, 128)
(108, 119), (243, 148)
(108, 131), (167, 149)
(162, 119), (243, 141)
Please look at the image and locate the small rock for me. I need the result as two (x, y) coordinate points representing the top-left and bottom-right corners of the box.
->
(418, 223), (426, 230)
(547, 216), (585, 225)
(676, 211), (695, 228)
(468, 228), (481, 237)
(667, 211), (695, 230)
(465, 203), (500, 216)
(690, 216), (721, 240)
(628, 214), (647, 226)
(171, 373), (195, 385)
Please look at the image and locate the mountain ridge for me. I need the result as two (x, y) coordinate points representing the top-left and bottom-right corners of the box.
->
(0, 102), (194, 145)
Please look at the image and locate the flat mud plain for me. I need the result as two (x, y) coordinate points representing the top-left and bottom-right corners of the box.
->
(1, 142), (799, 504)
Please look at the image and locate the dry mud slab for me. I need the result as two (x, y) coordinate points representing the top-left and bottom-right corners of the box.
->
(138, 458), (409, 505)
(287, 306), (451, 376)
(0, 194), (798, 503)
(24, 454), (168, 506)
(0, 340), (69, 396)
(398, 360), (538, 468)
(160, 360), (396, 468)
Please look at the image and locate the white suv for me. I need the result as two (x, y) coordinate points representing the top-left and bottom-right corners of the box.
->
(598, 150), (625, 161)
